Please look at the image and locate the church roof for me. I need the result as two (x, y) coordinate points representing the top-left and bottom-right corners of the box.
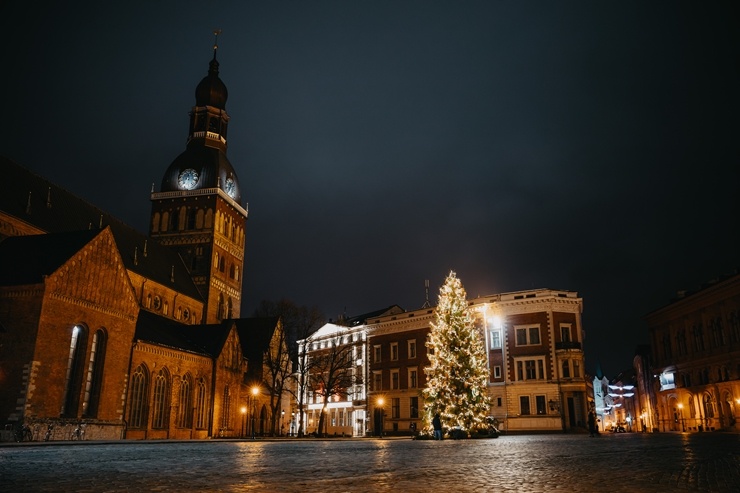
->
(134, 310), (232, 357)
(233, 317), (281, 362)
(0, 229), (100, 286)
(0, 156), (203, 301)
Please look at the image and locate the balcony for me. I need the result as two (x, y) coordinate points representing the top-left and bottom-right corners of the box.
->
(555, 341), (582, 350)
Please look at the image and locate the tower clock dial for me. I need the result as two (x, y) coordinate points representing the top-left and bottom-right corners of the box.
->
(178, 168), (199, 190)
(224, 177), (237, 198)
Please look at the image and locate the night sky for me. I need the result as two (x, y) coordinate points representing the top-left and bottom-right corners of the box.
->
(1, 2), (738, 377)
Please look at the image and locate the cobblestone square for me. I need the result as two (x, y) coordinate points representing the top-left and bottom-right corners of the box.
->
(1, 433), (739, 492)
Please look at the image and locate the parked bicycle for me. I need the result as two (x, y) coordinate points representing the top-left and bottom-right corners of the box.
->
(71, 423), (85, 440)
(43, 423), (54, 441)
(14, 423), (33, 442)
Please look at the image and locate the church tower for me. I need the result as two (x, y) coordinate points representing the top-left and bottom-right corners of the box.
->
(150, 35), (247, 324)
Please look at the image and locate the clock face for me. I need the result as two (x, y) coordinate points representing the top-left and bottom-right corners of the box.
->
(178, 168), (199, 190)
(224, 177), (237, 198)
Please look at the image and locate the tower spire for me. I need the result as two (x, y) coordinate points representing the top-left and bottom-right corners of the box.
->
(212, 29), (222, 60)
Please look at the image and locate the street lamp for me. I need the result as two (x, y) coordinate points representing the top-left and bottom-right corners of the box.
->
(377, 397), (385, 438)
(240, 406), (247, 438)
(251, 386), (260, 439)
(281, 409), (285, 437)
(678, 403), (685, 432)
(290, 411), (296, 437)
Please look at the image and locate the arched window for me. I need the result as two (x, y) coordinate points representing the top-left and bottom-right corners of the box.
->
(62, 324), (88, 417)
(195, 378), (208, 429)
(221, 385), (231, 430)
(235, 266), (240, 281)
(704, 394), (715, 418)
(229, 264), (235, 279)
(161, 211), (169, 232)
(152, 212), (160, 233)
(187, 208), (197, 230)
(217, 293), (225, 320)
(146, 293), (152, 309)
(82, 329), (107, 418)
(129, 365), (150, 428)
(219, 257), (225, 272)
(226, 297), (233, 319)
(152, 367), (171, 429)
(196, 209), (204, 229)
(178, 206), (187, 231)
(205, 208), (213, 229)
(214, 252), (219, 268)
(163, 301), (169, 316)
(177, 373), (193, 428)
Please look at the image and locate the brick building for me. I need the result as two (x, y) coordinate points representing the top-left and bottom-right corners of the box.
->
(645, 271), (740, 432)
(0, 45), (283, 440)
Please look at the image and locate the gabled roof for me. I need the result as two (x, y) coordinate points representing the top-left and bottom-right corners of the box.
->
(0, 229), (100, 286)
(0, 157), (203, 301)
(134, 310), (231, 358)
(232, 317), (281, 362)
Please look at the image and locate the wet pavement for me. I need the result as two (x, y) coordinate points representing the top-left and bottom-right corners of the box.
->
(1, 432), (739, 492)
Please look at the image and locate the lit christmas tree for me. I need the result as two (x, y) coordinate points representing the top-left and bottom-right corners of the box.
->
(423, 271), (492, 435)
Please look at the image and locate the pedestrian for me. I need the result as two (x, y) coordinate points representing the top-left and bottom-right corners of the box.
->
(432, 413), (443, 440)
(588, 409), (597, 437)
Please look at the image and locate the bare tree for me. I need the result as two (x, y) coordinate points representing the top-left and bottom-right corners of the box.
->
(309, 333), (356, 437)
(261, 319), (291, 435)
(253, 300), (324, 437)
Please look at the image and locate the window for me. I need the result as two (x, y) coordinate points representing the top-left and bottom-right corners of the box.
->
(62, 325), (87, 417)
(573, 360), (581, 377)
(408, 339), (417, 359)
(410, 397), (419, 418)
(221, 385), (231, 430)
(520, 396), (531, 415)
(152, 367), (171, 429)
(515, 325), (541, 346)
(390, 343), (399, 361)
(129, 365), (149, 428)
(373, 371), (382, 391)
(560, 325), (571, 343)
(516, 358), (545, 381)
(497, 397), (502, 407)
(562, 360), (570, 378)
(374, 345), (381, 363)
(493, 366), (501, 379)
(490, 330), (501, 349)
(177, 374), (193, 428)
(536, 395), (547, 415)
(409, 368), (418, 388)
(391, 370), (400, 390)
(82, 329), (107, 418)
(391, 398), (400, 419)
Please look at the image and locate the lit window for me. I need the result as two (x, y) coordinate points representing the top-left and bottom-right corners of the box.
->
(490, 330), (501, 349)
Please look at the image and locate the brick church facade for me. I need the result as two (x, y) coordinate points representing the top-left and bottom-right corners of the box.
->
(0, 44), (282, 441)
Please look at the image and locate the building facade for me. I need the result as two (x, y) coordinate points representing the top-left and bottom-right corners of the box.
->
(302, 289), (588, 436)
(0, 45), (287, 441)
(646, 271), (740, 432)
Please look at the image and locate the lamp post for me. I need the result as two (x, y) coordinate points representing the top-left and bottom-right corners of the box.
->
(678, 403), (685, 432)
(377, 397), (385, 438)
(290, 411), (295, 437)
(240, 406), (247, 438)
(251, 386), (260, 439)
(281, 409), (285, 437)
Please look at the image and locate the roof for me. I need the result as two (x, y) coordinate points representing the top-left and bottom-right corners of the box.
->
(134, 310), (232, 358)
(233, 317), (280, 361)
(341, 305), (405, 326)
(0, 229), (100, 286)
(0, 156), (203, 301)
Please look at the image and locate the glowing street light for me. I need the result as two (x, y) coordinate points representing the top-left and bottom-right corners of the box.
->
(377, 397), (385, 438)
(251, 386), (260, 439)
(240, 406), (247, 438)
(678, 403), (685, 432)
